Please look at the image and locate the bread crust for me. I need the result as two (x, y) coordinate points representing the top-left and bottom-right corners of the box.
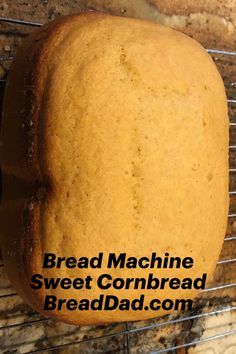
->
(0, 12), (94, 319)
(0, 12), (229, 325)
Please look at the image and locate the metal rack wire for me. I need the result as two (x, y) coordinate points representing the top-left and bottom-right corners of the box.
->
(0, 14), (236, 354)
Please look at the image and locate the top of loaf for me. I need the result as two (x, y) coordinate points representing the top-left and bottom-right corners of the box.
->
(0, 12), (229, 325)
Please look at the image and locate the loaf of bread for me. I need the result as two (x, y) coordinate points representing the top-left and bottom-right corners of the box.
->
(0, 12), (228, 325)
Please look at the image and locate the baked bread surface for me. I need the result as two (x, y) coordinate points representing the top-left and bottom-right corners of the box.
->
(0, 12), (229, 324)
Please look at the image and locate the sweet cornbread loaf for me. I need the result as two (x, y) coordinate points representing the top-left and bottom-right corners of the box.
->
(0, 12), (228, 325)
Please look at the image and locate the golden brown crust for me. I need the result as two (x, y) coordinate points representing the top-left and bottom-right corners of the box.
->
(0, 12), (229, 325)
(0, 11), (119, 322)
(0, 12), (91, 317)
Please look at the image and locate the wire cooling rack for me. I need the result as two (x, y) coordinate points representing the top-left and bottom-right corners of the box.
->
(0, 14), (236, 354)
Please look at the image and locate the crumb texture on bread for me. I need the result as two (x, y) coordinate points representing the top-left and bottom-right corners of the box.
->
(0, 12), (229, 325)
